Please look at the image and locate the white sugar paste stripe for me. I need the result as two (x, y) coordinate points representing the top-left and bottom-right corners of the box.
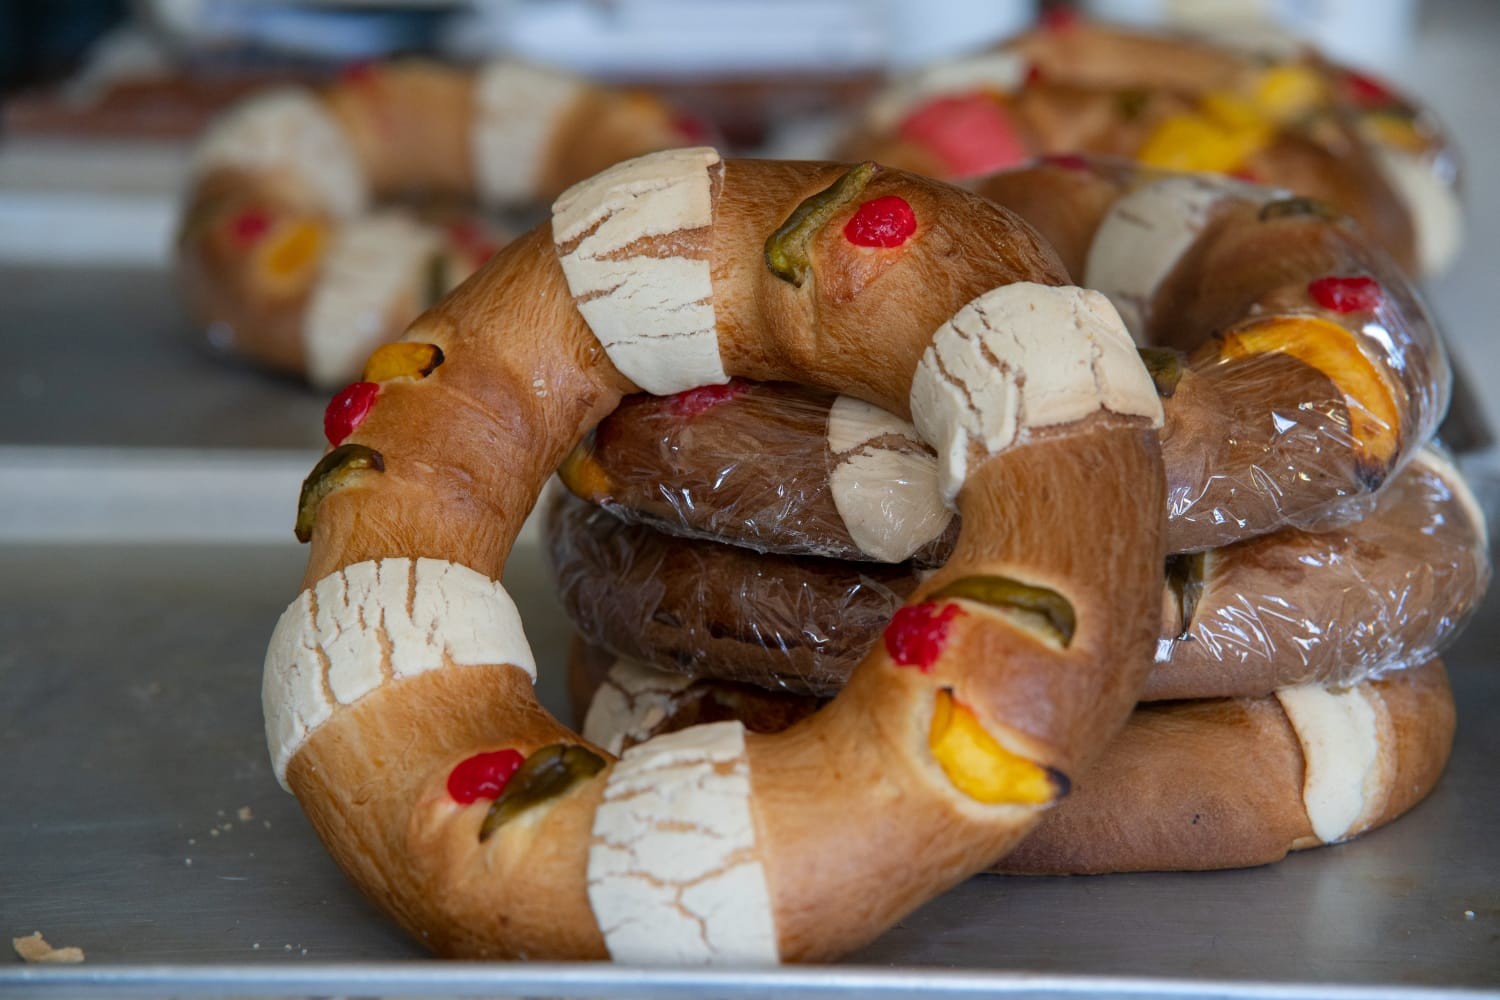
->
(864, 51), (1029, 133)
(472, 61), (586, 206)
(1275, 683), (1384, 844)
(191, 89), (368, 218)
(826, 396), (950, 563)
(588, 721), (779, 965)
(1370, 145), (1463, 276)
(909, 282), (1163, 503)
(583, 657), (696, 757)
(1411, 447), (1488, 549)
(552, 147), (726, 395)
(302, 212), (442, 388)
(1083, 175), (1269, 342)
(263, 558), (535, 789)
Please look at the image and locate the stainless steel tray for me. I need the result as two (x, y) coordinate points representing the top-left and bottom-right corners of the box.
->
(2, 540), (1496, 998)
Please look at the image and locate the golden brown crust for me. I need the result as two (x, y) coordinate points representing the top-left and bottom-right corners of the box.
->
(569, 645), (1454, 874)
(276, 156), (1166, 961)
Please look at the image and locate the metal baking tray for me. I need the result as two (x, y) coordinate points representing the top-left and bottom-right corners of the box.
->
(2, 538), (1496, 998)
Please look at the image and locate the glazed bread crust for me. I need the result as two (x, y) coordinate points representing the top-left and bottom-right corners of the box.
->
(570, 644), (1455, 874)
(270, 153), (1166, 962)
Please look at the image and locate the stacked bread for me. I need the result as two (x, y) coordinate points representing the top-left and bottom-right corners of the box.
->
(546, 157), (1488, 874)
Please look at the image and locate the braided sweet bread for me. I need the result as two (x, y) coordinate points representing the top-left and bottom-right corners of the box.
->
(844, 19), (1461, 276)
(179, 61), (694, 386)
(268, 151), (1169, 961)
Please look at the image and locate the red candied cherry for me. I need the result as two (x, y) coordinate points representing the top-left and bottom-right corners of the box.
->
(228, 210), (272, 246)
(338, 61), (379, 87)
(1024, 64), (1045, 87)
(1344, 70), (1395, 108)
(671, 111), (714, 144)
(884, 602), (964, 672)
(1309, 275), (1383, 313)
(324, 381), (380, 446)
(1041, 6), (1081, 32)
(668, 378), (748, 417)
(447, 749), (525, 804)
(844, 196), (917, 248)
(1039, 153), (1090, 172)
(898, 94), (1031, 179)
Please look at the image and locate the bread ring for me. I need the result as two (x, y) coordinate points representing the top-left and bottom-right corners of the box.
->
(562, 158), (1450, 558)
(266, 152), (1169, 961)
(844, 20), (1461, 276)
(571, 644), (1455, 873)
(178, 60), (693, 386)
(547, 447), (1487, 699)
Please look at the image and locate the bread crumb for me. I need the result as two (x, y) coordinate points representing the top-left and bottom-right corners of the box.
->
(237, 806), (253, 822)
(12, 932), (84, 964)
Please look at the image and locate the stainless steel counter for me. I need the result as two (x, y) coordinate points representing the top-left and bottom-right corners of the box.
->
(1, 540), (1496, 997)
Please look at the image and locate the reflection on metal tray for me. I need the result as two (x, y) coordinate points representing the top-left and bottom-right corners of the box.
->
(1, 541), (1496, 997)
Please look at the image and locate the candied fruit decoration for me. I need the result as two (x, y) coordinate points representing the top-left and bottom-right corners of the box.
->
(1220, 315), (1401, 470)
(338, 61), (379, 87)
(479, 744), (606, 841)
(898, 95), (1031, 179)
(1040, 153), (1091, 172)
(844, 195), (917, 248)
(262, 220), (325, 278)
(1138, 109), (1269, 173)
(324, 381), (379, 446)
(557, 442), (614, 502)
(1252, 65), (1326, 123)
(928, 574), (1076, 648)
(1309, 275), (1383, 314)
(884, 602), (963, 672)
(765, 161), (876, 287)
(671, 111), (713, 144)
(295, 444), (385, 543)
(447, 748), (525, 805)
(668, 378), (748, 417)
(1344, 69), (1395, 108)
(1040, 6), (1080, 32)
(362, 342), (444, 382)
(1137, 347), (1184, 398)
(929, 689), (1066, 805)
(228, 210), (272, 246)
(1259, 196), (1339, 223)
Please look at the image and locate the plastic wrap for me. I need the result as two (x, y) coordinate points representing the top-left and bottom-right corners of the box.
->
(547, 449), (1488, 701)
(564, 158), (1454, 559)
(543, 488), (915, 697)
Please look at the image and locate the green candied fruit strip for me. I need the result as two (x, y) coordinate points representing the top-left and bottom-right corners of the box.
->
(1137, 347), (1185, 398)
(479, 743), (606, 842)
(763, 161), (877, 287)
(1164, 552), (1207, 639)
(424, 251), (449, 309)
(1258, 196), (1340, 223)
(294, 444), (385, 543)
(928, 575), (1077, 648)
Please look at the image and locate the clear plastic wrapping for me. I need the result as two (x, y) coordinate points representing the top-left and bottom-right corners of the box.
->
(563, 162), (1453, 560)
(546, 450), (1488, 701)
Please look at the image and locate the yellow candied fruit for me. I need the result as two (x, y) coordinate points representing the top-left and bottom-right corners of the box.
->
(260, 220), (325, 279)
(1137, 113), (1270, 174)
(1200, 91), (1264, 130)
(928, 689), (1056, 806)
(362, 342), (444, 382)
(1219, 315), (1402, 469)
(556, 445), (614, 502)
(1360, 112), (1428, 154)
(1251, 65), (1326, 123)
